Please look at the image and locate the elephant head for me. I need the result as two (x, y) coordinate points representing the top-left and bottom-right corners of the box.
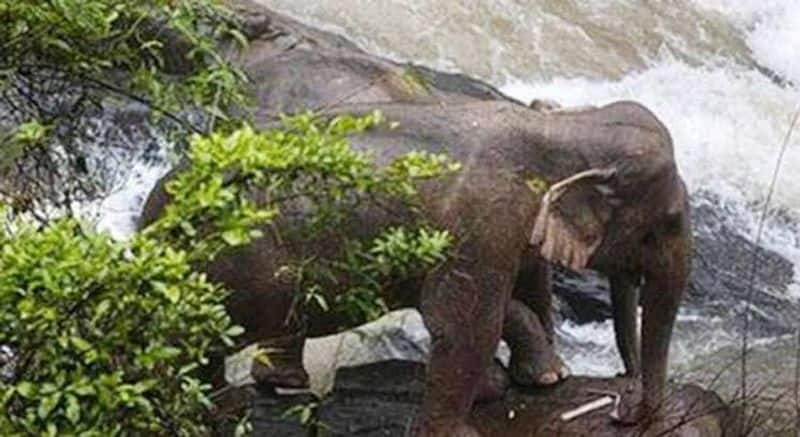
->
(529, 101), (692, 424)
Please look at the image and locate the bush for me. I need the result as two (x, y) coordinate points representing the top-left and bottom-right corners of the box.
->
(0, 219), (239, 435)
(0, 112), (458, 434)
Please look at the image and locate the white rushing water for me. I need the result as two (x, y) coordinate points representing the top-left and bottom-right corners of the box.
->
(92, 0), (800, 381)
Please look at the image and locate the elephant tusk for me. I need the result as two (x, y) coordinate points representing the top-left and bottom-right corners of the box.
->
(560, 392), (619, 421)
(545, 167), (617, 204)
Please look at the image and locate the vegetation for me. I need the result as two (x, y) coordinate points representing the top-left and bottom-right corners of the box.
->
(0, 0), (247, 220)
(142, 111), (459, 326)
(0, 217), (241, 435)
(0, 1), (459, 434)
(0, 111), (458, 434)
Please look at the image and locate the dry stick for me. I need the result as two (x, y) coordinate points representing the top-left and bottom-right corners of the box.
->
(743, 386), (793, 436)
(660, 355), (745, 436)
(740, 105), (800, 425)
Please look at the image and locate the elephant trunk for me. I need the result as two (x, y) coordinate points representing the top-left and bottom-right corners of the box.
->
(609, 272), (641, 377)
(639, 203), (692, 419)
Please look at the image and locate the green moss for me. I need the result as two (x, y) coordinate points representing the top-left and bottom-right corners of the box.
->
(396, 66), (431, 96)
(526, 175), (550, 196)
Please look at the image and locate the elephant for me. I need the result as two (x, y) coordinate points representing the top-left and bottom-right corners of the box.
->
(138, 97), (690, 436)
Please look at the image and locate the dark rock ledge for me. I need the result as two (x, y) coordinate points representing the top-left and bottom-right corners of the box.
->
(246, 360), (735, 437)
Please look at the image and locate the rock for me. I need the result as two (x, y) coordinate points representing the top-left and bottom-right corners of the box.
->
(551, 266), (611, 324)
(302, 310), (432, 395)
(248, 389), (317, 437)
(472, 379), (734, 437)
(250, 360), (736, 437)
(0, 345), (14, 382)
(687, 191), (798, 337)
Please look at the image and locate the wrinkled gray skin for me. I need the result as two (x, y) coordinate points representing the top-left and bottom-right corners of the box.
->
(142, 3), (692, 435)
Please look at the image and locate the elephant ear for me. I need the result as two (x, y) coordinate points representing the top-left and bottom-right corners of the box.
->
(530, 168), (617, 270)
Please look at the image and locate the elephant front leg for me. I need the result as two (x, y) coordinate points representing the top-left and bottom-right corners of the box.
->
(504, 299), (570, 386)
(610, 272), (641, 377)
(413, 269), (508, 437)
(614, 278), (681, 428)
(614, 229), (689, 427)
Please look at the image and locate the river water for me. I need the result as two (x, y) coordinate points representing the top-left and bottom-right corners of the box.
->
(92, 0), (800, 416)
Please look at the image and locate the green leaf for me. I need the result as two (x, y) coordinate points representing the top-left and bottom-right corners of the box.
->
(16, 382), (35, 398)
(221, 229), (246, 246)
(38, 392), (62, 419)
(225, 325), (245, 337)
(164, 286), (181, 303)
(65, 394), (80, 424)
(228, 28), (249, 48)
(12, 120), (48, 145)
(300, 407), (312, 424)
(151, 280), (181, 303)
(313, 293), (329, 311)
(72, 384), (95, 397)
(71, 336), (92, 352)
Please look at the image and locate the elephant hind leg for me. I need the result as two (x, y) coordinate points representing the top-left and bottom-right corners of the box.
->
(513, 251), (555, 345)
(504, 299), (570, 386)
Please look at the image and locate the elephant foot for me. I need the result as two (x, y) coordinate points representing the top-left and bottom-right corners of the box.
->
(474, 360), (510, 402)
(411, 417), (481, 437)
(610, 381), (650, 426)
(504, 299), (570, 387)
(510, 349), (570, 387)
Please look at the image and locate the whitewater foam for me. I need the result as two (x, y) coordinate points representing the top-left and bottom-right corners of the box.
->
(693, 0), (800, 85)
(93, 161), (170, 239)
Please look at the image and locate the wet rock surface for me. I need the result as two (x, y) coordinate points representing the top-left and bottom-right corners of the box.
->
(687, 192), (798, 337)
(552, 266), (612, 324)
(250, 360), (734, 437)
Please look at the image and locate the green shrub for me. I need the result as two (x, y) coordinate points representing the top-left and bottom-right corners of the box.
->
(0, 219), (240, 435)
(0, 112), (458, 434)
